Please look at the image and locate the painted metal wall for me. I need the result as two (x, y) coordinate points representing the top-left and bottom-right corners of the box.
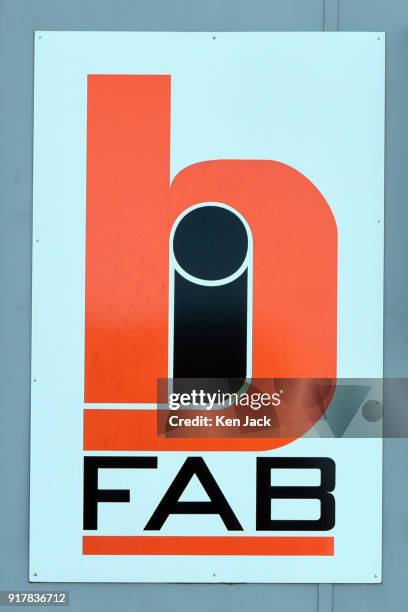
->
(0, 0), (406, 610)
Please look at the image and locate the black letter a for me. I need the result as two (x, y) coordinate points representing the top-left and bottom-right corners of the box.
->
(144, 457), (243, 530)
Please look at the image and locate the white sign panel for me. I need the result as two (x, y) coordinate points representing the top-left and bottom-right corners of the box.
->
(30, 32), (384, 582)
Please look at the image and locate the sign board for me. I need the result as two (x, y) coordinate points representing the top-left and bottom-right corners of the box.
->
(30, 32), (384, 582)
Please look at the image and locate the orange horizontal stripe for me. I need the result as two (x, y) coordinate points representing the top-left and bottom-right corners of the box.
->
(83, 409), (293, 451)
(83, 535), (334, 556)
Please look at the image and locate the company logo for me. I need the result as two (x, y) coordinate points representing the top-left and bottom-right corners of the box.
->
(84, 74), (337, 449)
(82, 75), (338, 555)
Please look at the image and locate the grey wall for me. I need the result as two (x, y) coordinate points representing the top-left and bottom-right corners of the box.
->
(0, 0), (407, 610)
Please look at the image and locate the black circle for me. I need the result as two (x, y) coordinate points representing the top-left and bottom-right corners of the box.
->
(173, 206), (248, 281)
